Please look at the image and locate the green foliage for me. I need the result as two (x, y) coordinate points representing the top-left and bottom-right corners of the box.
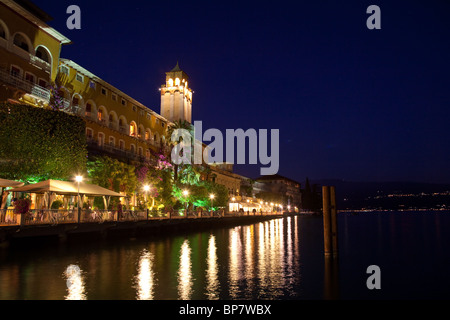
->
(51, 200), (64, 209)
(87, 156), (137, 197)
(0, 103), (87, 182)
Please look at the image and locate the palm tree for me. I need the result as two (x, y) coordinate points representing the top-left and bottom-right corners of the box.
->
(166, 120), (193, 181)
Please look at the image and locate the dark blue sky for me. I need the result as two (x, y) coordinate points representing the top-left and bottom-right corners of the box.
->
(34, 0), (450, 184)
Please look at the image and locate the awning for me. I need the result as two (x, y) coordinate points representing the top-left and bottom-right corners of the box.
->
(0, 179), (25, 188)
(11, 180), (123, 197)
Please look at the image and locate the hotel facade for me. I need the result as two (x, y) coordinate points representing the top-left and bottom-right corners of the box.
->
(0, 0), (301, 211)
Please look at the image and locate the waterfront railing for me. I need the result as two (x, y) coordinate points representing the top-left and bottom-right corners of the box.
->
(0, 208), (284, 227)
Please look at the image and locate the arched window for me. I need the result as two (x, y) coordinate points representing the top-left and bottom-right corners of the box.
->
(130, 122), (137, 137)
(168, 78), (174, 87)
(175, 78), (180, 86)
(13, 33), (29, 52)
(0, 22), (6, 39)
(98, 109), (104, 122)
(35, 46), (50, 63)
(85, 103), (92, 117)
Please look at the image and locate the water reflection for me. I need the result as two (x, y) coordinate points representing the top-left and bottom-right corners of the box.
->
(135, 250), (156, 300)
(229, 227), (243, 299)
(205, 235), (219, 300)
(178, 239), (193, 300)
(64, 265), (86, 300)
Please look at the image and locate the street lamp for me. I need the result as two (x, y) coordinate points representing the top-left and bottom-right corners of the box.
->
(75, 175), (83, 222)
(210, 194), (215, 212)
(183, 190), (189, 215)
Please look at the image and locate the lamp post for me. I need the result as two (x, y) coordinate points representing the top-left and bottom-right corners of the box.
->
(75, 175), (83, 223)
(183, 190), (189, 216)
(210, 194), (215, 213)
(143, 185), (150, 220)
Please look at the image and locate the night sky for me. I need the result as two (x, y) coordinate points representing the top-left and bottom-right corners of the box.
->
(33, 0), (450, 184)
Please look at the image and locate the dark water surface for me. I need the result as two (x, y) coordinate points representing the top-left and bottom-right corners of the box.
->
(0, 212), (449, 300)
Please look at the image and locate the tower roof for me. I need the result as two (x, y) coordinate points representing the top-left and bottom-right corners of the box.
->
(170, 61), (182, 72)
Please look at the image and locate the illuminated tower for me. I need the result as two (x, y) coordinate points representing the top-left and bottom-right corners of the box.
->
(160, 62), (193, 123)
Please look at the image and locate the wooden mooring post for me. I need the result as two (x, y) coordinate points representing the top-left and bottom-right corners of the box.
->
(322, 186), (339, 257)
(323, 185), (340, 299)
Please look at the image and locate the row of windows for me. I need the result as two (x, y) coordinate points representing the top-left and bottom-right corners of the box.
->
(59, 65), (142, 112)
(66, 93), (167, 136)
(86, 128), (153, 159)
(9, 64), (48, 87)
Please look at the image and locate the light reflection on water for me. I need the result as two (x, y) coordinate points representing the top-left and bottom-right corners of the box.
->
(64, 265), (86, 300)
(177, 239), (193, 300)
(135, 250), (155, 300)
(2, 213), (448, 300)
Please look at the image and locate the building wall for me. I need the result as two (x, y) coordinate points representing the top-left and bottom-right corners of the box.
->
(56, 59), (169, 164)
(0, 1), (68, 106)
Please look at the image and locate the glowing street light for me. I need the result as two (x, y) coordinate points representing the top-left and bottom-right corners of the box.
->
(183, 190), (189, 215)
(210, 194), (215, 210)
(75, 175), (83, 222)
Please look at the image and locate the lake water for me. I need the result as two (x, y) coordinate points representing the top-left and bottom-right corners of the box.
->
(0, 211), (449, 300)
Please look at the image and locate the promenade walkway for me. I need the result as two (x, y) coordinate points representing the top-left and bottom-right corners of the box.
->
(0, 208), (284, 228)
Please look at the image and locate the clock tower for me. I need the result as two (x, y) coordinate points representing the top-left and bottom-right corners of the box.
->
(160, 62), (193, 123)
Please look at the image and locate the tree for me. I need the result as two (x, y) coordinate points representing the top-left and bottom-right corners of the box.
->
(0, 103), (87, 183)
(166, 119), (193, 181)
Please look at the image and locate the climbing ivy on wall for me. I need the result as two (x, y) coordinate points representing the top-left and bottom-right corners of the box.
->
(0, 103), (87, 183)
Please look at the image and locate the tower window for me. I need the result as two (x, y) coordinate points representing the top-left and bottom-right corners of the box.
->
(168, 78), (174, 87)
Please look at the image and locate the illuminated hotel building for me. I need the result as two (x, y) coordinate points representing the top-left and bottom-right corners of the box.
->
(55, 59), (169, 165)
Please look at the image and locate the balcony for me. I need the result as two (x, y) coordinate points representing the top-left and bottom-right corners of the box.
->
(87, 138), (156, 165)
(0, 68), (51, 102)
(11, 45), (52, 74)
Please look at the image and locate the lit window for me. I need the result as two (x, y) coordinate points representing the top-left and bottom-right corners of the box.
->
(168, 78), (174, 87)
(175, 78), (180, 86)
(130, 123), (137, 137)
(98, 109), (104, 121)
